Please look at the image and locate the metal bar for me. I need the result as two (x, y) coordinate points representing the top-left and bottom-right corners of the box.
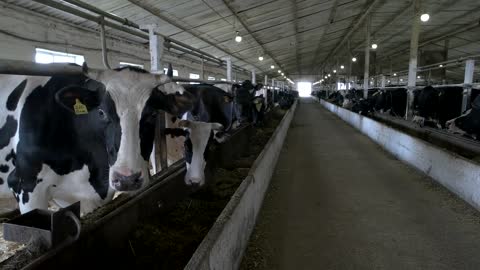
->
(462, 59), (475, 112)
(221, 0), (282, 74)
(380, 19), (480, 61)
(125, 0), (265, 74)
(363, 16), (371, 99)
(320, 0), (383, 72)
(99, 17), (111, 70)
(33, 0), (248, 72)
(172, 77), (233, 85)
(0, 59), (85, 76)
(405, 0), (421, 120)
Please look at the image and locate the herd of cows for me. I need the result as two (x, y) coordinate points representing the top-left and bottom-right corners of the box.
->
(0, 63), (296, 215)
(313, 86), (480, 139)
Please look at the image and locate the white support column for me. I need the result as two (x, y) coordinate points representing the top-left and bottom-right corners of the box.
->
(363, 17), (371, 99)
(252, 69), (256, 84)
(141, 24), (164, 73)
(142, 24), (166, 173)
(200, 58), (205, 80)
(225, 57), (232, 82)
(272, 78), (275, 103)
(462, 59), (475, 112)
(381, 74), (386, 88)
(264, 75), (268, 85)
(264, 75), (268, 105)
(405, 0), (421, 119)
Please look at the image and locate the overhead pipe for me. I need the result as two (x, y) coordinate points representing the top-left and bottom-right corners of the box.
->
(0, 60), (85, 76)
(32, 0), (246, 72)
(99, 16), (111, 70)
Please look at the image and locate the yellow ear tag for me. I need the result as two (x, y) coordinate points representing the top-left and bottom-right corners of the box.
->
(73, 98), (88, 115)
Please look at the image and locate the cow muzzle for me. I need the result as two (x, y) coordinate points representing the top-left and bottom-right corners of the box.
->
(111, 170), (144, 191)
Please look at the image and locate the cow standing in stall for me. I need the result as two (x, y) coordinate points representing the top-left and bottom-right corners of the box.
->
(0, 64), (193, 214)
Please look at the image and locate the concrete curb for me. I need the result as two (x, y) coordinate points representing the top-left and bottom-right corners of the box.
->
(318, 99), (480, 210)
(184, 101), (298, 270)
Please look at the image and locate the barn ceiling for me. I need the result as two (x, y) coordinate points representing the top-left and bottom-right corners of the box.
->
(4, 0), (480, 83)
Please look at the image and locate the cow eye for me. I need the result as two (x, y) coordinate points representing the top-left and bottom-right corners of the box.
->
(98, 109), (108, 121)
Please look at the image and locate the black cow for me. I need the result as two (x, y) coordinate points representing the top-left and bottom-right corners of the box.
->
(0, 65), (191, 214)
(413, 86), (465, 128)
(447, 95), (480, 139)
(166, 84), (236, 186)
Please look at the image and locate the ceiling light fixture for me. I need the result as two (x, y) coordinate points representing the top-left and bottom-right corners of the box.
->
(420, 13), (430, 22)
(235, 31), (242, 42)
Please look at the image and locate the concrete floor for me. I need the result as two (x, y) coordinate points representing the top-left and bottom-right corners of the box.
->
(240, 99), (480, 270)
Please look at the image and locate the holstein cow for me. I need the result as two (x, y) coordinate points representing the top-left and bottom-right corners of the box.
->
(0, 64), (192, 214)
(413, 86), (465, 128)
(165, 84), (235, 186)
(447, 93), (480, 139)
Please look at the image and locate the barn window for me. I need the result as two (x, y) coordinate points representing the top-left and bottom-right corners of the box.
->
(220, 78), (227, 81)
(119, 62), (144, 69)
(35, 48), (84, 65)
(189, 73), (200, 84)
(208, 76), (216, 81)
(163, 68), (179, 77)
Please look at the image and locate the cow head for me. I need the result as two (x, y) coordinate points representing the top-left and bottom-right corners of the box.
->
(177, 119), (223, 186)
(55, 64), (193, 192)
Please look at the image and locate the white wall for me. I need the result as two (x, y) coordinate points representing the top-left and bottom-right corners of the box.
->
(0, 3), (249, 82)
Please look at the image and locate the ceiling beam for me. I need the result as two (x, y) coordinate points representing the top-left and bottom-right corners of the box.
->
(309, 0), (339, 73)
(380, 19), (480, 61)
(316, 0), (384, 72)
(126, 0), (267, 74)
(291, 0), (301, 76)
(350, 1), (413, 52)
(220, 0), (284, 75)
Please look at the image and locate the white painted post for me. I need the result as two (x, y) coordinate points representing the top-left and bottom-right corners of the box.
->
(462, 59), (475, 112)
(225, 57), (232, 82)
(405, 0), (421, 119)
(252, 69), (256, 84)
(142, 25), (164, 73)
(272, 78), (275, 103)
(200, 58), (205, 80)
(142, 24), (167, 173)
(381, 74), (386, 88)
(363, 17), (371, 99)
(443, 39), (449, 84)
(264, 75), (268, 105)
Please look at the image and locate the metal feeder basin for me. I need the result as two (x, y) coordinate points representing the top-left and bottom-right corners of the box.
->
(3, 202), (81, 249)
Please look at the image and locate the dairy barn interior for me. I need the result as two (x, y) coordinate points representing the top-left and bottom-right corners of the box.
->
(0, 0), (480, 269)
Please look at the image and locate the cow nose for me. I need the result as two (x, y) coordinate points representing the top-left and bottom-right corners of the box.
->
(185, 176), (204, 187)
(112, 171), (143, 191)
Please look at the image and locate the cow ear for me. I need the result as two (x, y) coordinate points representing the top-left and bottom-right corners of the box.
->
(55, 86), (102, 115)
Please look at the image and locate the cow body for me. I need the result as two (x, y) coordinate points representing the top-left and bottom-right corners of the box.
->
(0, 66), (189, 214)
(413, 86), (465, 128)
(447, 94), (480, 139)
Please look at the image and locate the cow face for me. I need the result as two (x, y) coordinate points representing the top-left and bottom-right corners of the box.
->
(57, 67), (191, 192)
(178, 120), (223, 186)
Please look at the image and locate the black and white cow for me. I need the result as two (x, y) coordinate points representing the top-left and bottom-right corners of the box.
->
(413, 86), (465, 128)
(447, 93), (480, 139)
(0, 65), (191, 214)
(166, 84), (235, 186)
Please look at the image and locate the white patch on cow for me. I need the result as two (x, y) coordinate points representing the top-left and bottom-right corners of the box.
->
(0, 75), (50, 201)
(446, 109), (472, 135)
(342, 99), (353, 109)
(18, 164), (114, 215)
(213, 84), (232, 93)
(161, 82), (184, 95)
(412, 115), (425, 126)
(179, 119), (223, 186)
(99, 70), (162, 190)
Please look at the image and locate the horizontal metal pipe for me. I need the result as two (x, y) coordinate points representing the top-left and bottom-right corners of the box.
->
(172, 77), (234, 85)
(33, 0), (229, 69)
(0, 59), (85, 76)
